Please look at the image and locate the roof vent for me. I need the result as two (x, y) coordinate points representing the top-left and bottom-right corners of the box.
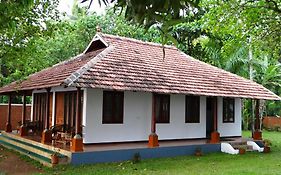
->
(83, 33), (108, 54)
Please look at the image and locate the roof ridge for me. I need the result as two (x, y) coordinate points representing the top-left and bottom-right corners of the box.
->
(62, 45), (114, 87)
(52, 53), (84, 67)
(99, 33), (178, 50)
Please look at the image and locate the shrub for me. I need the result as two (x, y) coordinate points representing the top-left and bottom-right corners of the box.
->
(132, 152), (141, 164)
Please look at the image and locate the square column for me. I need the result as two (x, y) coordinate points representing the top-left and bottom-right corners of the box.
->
(253, 99), (262, 140)
(5, 94), (12, 132)
(148, 94), (159, 148)
(42, 89), (52, 144)
(210, 97), (220, 143)
(20, 95), (28, 136)
(71, 87), (83, 152)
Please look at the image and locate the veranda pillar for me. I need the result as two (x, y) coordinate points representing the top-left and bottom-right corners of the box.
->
(5, 94), (12, 132)
(71, 87), (83, 152)
(210, 97), (220, 143)
(148, 94), (159, 148)
(19, 94), (28, 136)
(253, 99), (262, 140)
(41, 89), (52, 144)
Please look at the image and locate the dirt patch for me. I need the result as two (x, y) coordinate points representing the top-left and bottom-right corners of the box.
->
(0, 146), (43, 175)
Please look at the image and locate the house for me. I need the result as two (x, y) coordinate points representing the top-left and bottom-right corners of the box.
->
(0, 33), (280, 165)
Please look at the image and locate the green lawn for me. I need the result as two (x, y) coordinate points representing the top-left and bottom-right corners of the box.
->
(39, 131), (281, 175)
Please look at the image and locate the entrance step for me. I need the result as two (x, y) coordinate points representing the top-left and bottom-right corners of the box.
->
(0, 132), (70, 167)
(231, 144), (254, 152)
(221, 140), (263, 154)
(221, 142), (239, 154)
(0, 136), (53, 167)
(229, 141), (248, 146)
(247, 141), (264, 152)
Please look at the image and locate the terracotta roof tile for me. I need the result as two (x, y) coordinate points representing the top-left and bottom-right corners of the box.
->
(0, 49), (104, 93)
(72, 33), (280, 100)
(0, 33), (280, 100)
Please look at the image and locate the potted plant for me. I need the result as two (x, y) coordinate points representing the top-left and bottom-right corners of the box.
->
(239, 146), (246, 155)
(51, 148), (60, 164)
(132, 152), (141, 164)
(194, 147), (203, 156)
(263, 139), (271, 153)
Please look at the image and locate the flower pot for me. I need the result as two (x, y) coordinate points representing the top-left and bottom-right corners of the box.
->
(195, 151), (203, 156)
(239, 148), (246, 154)
(51, 155), (59, 164)
(263, 146), (271, 153)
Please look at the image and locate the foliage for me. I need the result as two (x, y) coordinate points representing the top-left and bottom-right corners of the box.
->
(201, 0), (280, 58)
(0, 0), (34, 31)
(132, 152), (141, 164)
(86, 0), (200, 28)
(0, 0), (59, 86)
(198, 0), (281, 120)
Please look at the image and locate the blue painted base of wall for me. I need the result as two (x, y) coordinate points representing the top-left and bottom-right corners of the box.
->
(71, 144), (221, 165)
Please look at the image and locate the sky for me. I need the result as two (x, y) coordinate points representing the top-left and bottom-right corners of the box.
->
(58, 0), (107, 16)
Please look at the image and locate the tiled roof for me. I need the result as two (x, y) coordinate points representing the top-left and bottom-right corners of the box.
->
(0, 49), (104, 94)
(0, 33), (280, 100)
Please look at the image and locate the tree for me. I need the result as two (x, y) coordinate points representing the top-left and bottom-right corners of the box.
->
(0, 7), (160, 103)
(201, 0), (280, 61)
(0, 0), (59, 86)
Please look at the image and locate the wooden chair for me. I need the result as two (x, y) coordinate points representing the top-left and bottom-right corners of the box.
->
(54, 132), (72, 148)
(26, 121), (39, 135)
(16, 121), (22, 133)
(51, 124), (74, 147)
(50, 125), (64, 145)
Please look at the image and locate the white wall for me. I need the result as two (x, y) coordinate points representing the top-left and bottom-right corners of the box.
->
(217, 97), (242, 137)
(83, 89), (151, 143)
(157, 95), (206, 139)
(83, 89), (208, 144)
(31, 86), (242, 142)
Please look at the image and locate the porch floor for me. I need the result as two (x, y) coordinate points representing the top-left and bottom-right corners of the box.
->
(9, 131), (251, 152)
(84, 139), (210, 152)
(82, 137), (254, 152)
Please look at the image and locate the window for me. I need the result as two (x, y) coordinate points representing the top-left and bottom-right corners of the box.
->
(102, 91), (124, 124)
(154, 94), (170, 123)
(185, 95), (200, 123)
(223, 98), (235, 123)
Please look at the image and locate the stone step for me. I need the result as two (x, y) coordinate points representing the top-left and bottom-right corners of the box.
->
(1, 132), (71, 157)
(0, 133), (69, 166)
(0, 137), (53, 167)
(0, 136), (68, 164)
(230, 142), (248, 146)
(232, 145), (254, 151)
(1, 136), (53, 158)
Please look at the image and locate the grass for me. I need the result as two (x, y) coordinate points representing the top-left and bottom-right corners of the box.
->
(1, 131), (281, 175)
(39, 131), (281, 175)
(0, 146), (6, 162)
(0, 144), (45, 170)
